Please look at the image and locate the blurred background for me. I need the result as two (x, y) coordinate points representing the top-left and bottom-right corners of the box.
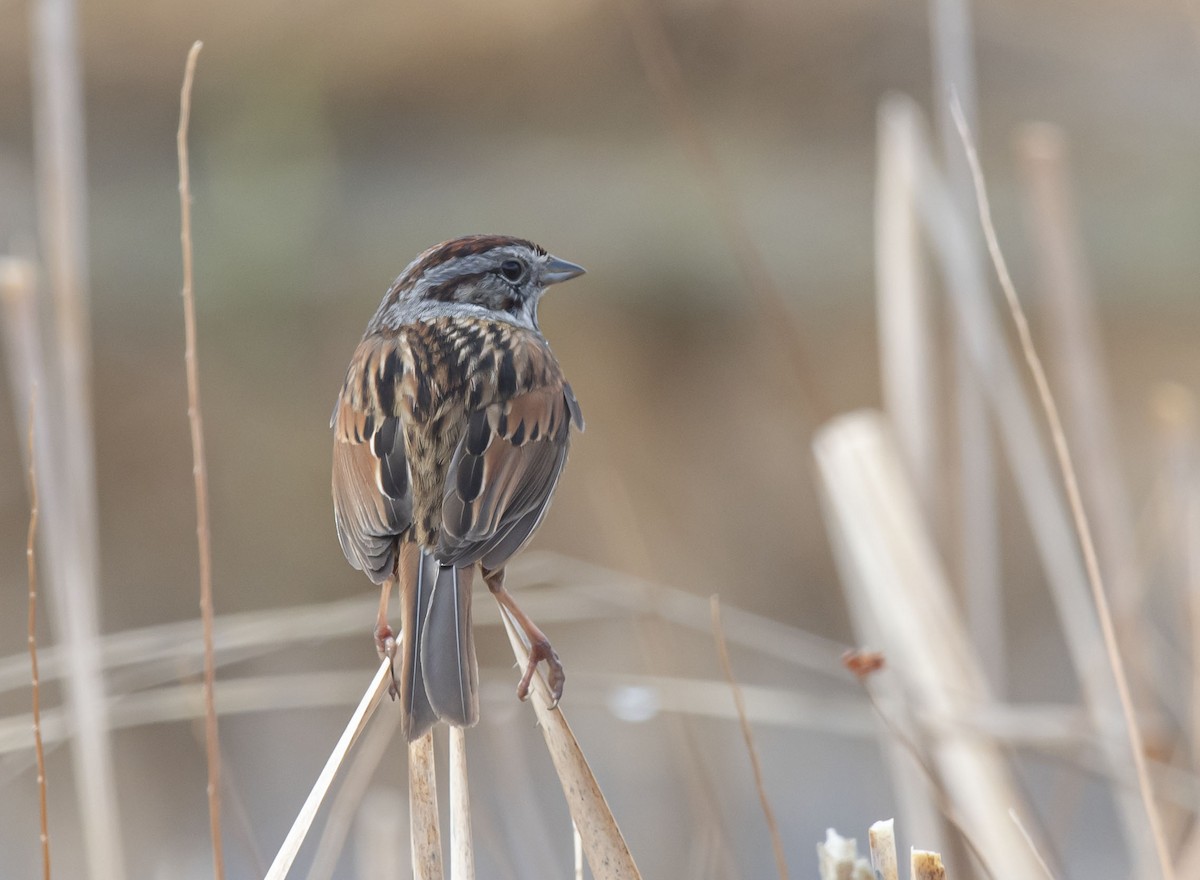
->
(2, 0), (1200, 877)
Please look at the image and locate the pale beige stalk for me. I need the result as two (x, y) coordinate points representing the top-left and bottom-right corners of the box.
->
(952, 97), (1174, 880)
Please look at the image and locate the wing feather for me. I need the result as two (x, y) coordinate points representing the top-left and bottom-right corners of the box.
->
(331, 334), (413, 582)
(438, 382), (580, 568)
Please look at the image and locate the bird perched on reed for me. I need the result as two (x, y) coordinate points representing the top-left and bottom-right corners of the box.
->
(331, 234), (585, 740)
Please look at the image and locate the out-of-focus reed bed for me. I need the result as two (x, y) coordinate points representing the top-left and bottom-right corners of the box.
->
(4, 0), (1200, 877)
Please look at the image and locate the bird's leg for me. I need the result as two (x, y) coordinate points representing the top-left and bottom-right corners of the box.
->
(374, 575), (399, 699)
(483, 566), (564, 706)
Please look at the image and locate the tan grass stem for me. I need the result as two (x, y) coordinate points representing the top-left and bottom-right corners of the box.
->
(710, 596), (788, 880)
(177, 40), (225, 880)
(951, 95), (1175, 880)
(26, 401), (51, 880)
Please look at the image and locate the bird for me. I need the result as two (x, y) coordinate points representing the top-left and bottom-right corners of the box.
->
(331, 234), (585, 741)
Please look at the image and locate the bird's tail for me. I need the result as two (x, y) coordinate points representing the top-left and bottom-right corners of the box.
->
(398, 542), (479, 742)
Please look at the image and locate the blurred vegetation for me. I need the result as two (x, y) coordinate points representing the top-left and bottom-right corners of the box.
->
(2, 0), (1200, 877)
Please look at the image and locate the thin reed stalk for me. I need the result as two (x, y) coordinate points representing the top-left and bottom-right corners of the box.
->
(928, 0), (1005, 698)
(952, 96), (1175, 880)
(26, 401), (51, 880)
(30, 0), (120, 869)
(176, 41), (224, 880)
(1007, 809), (1057, 880)
(710, 596), (788, 880)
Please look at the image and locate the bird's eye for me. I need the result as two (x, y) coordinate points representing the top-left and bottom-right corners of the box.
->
(499, 259), (524, 282)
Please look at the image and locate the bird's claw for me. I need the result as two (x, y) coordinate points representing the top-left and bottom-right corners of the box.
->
(516, 639), (564, 708)
(375, 624), (398, 700)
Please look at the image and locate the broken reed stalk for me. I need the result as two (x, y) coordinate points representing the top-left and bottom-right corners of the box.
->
(710, 596), (788, 880)
(264, 658), (392, 880)
(1007, 809), (1057, 880)
(951, 96), (1175, 880)
(816, 828), (872, 880)
(868, 819), (898, 880)
(409, 731), (444, 880)
(498, 608), (641, 880)
(27, 402), (51, 880)
(176, 40), (225, 880)
(449, 726), (475, 880)
(911, 849), (947, 880)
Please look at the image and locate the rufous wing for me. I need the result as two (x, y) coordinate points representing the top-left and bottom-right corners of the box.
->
(331, 334), (413, 583)
(438, 381), (583, 569)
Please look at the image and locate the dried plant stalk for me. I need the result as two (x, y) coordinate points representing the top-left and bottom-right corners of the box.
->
(175, 39), (225, 880)
(896, 93), (1157, 870)
(911, 849), (948, 880)
(449, 726), (474, 880)
(499, 609), (641, 880)
(28, 1), (121, 866)
(868, 820), (898, 880)
(816, 829), (872, 880)
(26, 402), (51, 880)
(952, 97), (1174, 880)
(264, 659), (392, 880)
(813, 411), (1042, 877)
(409, 731), (444, 880)
(1007, 809), (1057, 880)
(875, 96), (937, 519)
(1014, 123), (1140, 625)
(711, 596), (788, 880)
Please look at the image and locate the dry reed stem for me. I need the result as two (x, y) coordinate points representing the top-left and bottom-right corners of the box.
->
(303, 705), (398, 880)
(574, 823), (583, 880)
(26, 401), (51, 880)
(1007, 809), (1057, 880)
(449, 726), (475, 880)
(176, 40), (225, 880)
(409, 731), (443, 880)
(951, 96), (1175, 880)
(0, 667), (1102, 759)
(816, 413), (1031, 879)
(613, 0), (828, 422)
(1014, 123), (1141, 629)
(587, 473), (746, 880)
(0, 552), (845, 696)
(710, 596), (789, 880)
(816, 829), (872, 880)
(875, 98), (937, 522)
(911, 849), (948, 880)
(498, 608), (641, 880)
(30, 0), (119, 863)
(868, 819), (898, 880)
(928, 0), (1006, 700)
(895, 95), (1153, 868)
(264, 658), (392, 880)
(2, 257), (122, 877)
(858, 684), (994, 879)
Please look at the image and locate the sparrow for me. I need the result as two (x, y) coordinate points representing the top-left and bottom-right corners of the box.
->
(331, 234), (585, 741)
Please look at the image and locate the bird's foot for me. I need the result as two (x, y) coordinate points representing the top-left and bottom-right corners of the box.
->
(375, 623), (398, 700)
(516, 638), (564, 708)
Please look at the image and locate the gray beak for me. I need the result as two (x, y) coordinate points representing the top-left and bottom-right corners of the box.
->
(542, 256), (586, 285)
